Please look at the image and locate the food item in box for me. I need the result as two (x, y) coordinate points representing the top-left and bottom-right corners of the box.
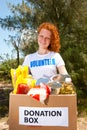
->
(11, 66), (28, 85)
(16, 83), (30, 94)
(11, 65), (29, 88)
(50, 74), (71, 82)
(47, 81), (62, 94)
(36, 78), (50, 85)
(27, 83), (51, 103)
(49, 74), (75, 94)
(10, 65), (36, 94)
(59, 82), (76, 94)
(13, 74), (36, 94)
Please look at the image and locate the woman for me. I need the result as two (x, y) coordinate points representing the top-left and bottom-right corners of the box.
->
(23, 22), (70, 81)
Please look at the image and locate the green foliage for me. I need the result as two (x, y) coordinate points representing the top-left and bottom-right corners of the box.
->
(0, 0), (87, 113)
(21, 41), (38, 55)
(0, 105), (8, 117)
(0, 88), (13, 117)
(0, 58), (23, 82)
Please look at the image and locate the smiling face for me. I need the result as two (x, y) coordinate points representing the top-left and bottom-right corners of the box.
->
(38, 29), (52, 50)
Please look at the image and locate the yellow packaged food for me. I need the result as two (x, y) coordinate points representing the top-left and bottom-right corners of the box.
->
(11, 65), (36, 94)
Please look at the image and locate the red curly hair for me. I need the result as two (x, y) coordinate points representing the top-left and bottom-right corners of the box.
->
(37, 22), (61, 52)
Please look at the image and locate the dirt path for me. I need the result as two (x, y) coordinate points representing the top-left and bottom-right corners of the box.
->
(77, 116), (87, 130)
(0, 81), (12, 88)
(0, 116), (87, 130)
(0, 117), (9, 130)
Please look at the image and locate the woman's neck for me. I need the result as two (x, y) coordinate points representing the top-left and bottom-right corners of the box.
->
(38, 49), (50, 55)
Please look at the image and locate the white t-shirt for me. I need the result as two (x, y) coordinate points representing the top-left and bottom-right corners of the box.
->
(22, 51), (65, 80)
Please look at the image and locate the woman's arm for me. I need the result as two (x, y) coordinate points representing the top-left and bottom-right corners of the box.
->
(57, 65), (68, 75)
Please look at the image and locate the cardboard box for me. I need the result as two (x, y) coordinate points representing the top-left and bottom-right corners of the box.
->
(9, 93), (77, 130)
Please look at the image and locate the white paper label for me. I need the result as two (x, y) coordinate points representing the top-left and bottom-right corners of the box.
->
(19, 107), (68, 127)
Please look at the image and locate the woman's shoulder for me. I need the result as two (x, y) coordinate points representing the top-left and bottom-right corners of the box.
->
(25, 52), (37, 57)
(50, 51), (61, 56)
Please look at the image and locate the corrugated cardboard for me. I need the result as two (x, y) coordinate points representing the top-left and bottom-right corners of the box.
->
(9, 93), (77, 130)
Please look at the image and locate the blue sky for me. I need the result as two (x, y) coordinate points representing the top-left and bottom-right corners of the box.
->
(0, 0), (22, 59)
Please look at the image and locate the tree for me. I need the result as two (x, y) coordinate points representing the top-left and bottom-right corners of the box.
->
(6, 35), (21, 66)
(0, 0), (87, 94)
(20, 28), (38, 55)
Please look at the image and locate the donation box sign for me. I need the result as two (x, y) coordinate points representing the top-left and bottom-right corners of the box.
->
(19, 107), (68, 127)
